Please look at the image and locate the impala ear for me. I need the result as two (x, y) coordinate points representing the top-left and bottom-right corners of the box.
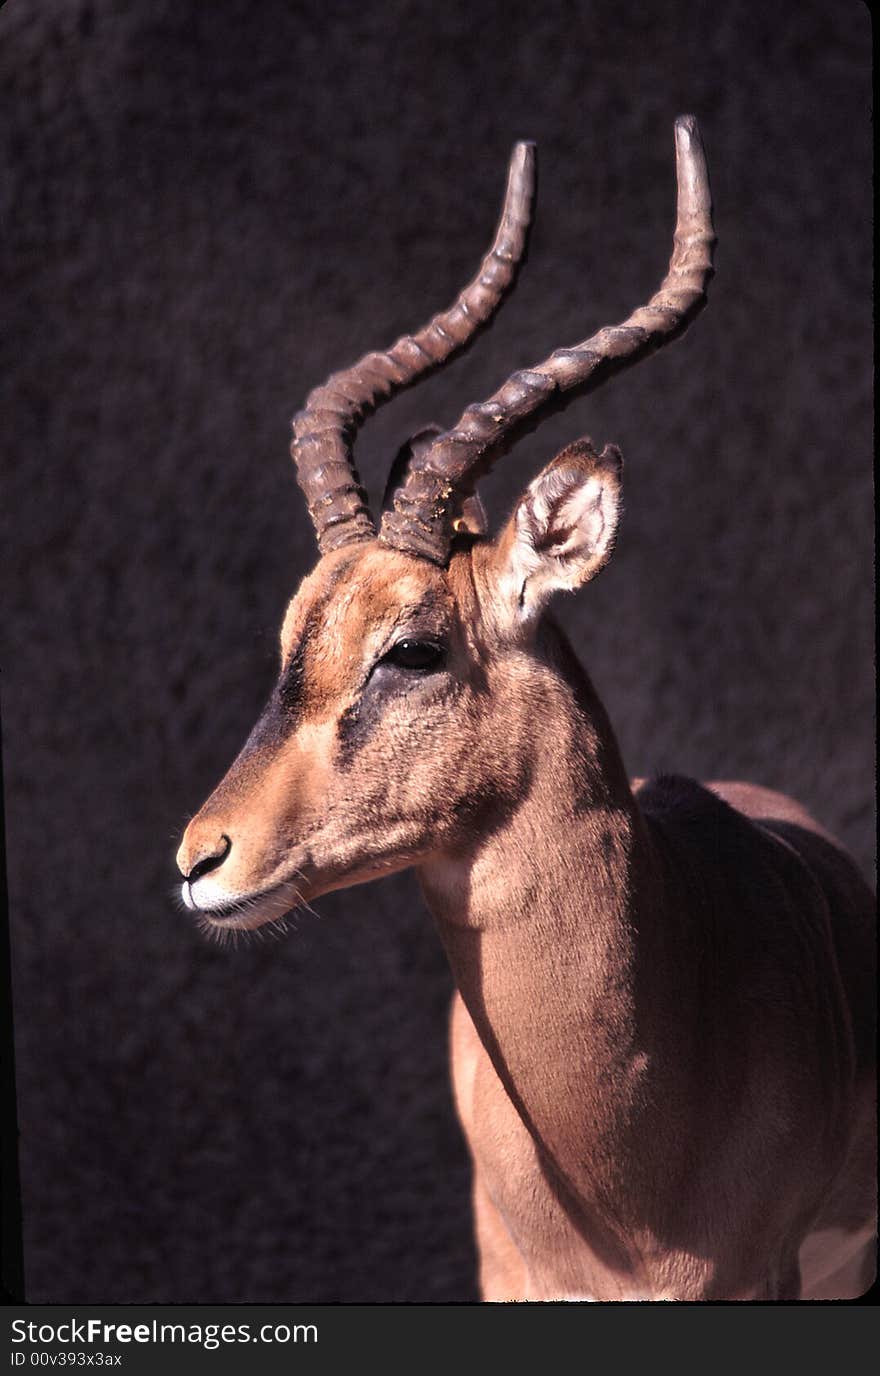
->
(496, 438), (623, 621)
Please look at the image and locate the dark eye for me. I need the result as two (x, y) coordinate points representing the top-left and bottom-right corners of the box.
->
(381, 639), (445, 673)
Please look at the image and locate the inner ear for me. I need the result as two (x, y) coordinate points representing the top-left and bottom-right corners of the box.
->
(382, 426), (488, 536)
(503, 437), (623, 619)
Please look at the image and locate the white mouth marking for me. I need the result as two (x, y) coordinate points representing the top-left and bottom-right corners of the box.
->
(181, 876), (304, 931)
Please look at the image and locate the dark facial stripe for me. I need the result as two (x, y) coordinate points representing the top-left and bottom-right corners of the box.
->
(276, 581), (345, 725)
(238, 604), (329, 761)
(336, 665), (417, 769)
(336, 666), (446, 770)
(226, 689), (292, 777)
(278, 637), (307, 718)
(336, 686), (381, 770)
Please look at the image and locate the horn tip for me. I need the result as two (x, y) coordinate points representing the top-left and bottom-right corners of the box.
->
(674, 113), (699, 135)
(511, 139), (537, 170)
(674, 114), (705, 154)
(673, 114), (712, 217)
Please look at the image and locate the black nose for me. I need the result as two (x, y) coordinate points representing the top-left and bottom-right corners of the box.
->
(185, 834), (232, 883)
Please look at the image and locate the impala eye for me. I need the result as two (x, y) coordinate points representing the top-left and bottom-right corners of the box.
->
(381, 639), (445, 673)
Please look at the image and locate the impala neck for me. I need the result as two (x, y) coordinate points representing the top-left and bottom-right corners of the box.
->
(418, 620), (681, 1221)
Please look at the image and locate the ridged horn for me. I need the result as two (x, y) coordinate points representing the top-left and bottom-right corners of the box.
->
(379, 115), (716, 564)
(291, 141), (537, 554)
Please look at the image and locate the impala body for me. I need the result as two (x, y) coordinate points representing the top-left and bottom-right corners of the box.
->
(176, 120), (876, 1301)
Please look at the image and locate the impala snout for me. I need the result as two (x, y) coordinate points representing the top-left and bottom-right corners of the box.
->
(175, 752), (315, 927)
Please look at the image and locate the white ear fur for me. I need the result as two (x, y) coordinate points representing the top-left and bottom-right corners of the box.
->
(501, 438), (623, 621)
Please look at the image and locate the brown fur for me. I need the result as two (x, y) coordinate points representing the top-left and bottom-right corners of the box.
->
(177, 450), (875, 1300)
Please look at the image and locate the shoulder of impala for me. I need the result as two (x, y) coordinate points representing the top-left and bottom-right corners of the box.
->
(176, 118), (876, 1302)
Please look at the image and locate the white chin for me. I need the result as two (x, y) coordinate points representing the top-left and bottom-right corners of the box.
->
(185, 880), (301, 931)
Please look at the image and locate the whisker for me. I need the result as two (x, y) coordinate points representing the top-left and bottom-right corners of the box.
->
(186, 875), (315, 948)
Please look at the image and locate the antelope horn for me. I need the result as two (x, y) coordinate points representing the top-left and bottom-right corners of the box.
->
(380, 115), (716, 565)
(291, 141), (537, 555)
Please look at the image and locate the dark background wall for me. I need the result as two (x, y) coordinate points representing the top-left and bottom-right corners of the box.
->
(1, 0), (872, 1303)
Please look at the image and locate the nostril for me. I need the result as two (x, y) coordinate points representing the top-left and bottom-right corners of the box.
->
(186, 834), (232, 883)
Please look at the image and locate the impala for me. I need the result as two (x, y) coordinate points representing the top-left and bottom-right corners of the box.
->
(176, 118), (876, 1301)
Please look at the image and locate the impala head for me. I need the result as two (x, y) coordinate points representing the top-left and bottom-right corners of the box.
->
(176, 117), (715, 931)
